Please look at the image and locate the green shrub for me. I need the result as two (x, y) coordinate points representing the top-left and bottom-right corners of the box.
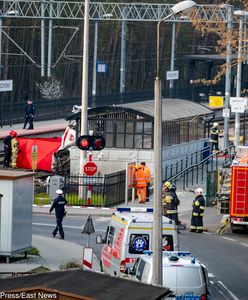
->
(34, 193), (50, 205)
(60, 260), (81, 270)
(27, 247), (40, 256)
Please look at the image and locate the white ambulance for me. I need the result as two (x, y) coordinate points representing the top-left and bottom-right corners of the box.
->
(130, 251), (211, 299)
(96, 207), (179, 276)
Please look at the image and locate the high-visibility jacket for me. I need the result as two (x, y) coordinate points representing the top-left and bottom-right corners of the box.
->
(144, 166), (151, 184)
(134, 165), (147, 188)
(209, 127), (221, 143)
(11, 138), (19, 168)
(11, 138), (19, 154)
(192, 195), (205, 217)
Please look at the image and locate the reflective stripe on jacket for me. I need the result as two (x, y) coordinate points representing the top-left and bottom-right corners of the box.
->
(162, 189), (178, 214)
(134, 165), (147, 188)
(210, 127), (221, 143)
(192, 195), (205, 217)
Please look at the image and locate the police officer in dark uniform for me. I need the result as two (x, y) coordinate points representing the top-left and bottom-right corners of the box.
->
(49, 189), (67, 239)
(162, 181), (178, 223)
(190, 188), (205, 233)
(23, 99), (35, 129)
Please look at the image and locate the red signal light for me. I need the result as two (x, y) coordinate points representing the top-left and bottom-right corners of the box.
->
(77, 135), (106, 151)
(80, 138), (90, 148)
(94, 138), (105, 150)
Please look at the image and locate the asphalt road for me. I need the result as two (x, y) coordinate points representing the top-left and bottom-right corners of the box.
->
(32, 214), (108, 258)
(33, 209), (248, 300)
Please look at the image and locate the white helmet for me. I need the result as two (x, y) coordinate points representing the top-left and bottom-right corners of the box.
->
(213, 122), (219, 128)
(56, 189), (63, 195)
(195, 188), (203, 195)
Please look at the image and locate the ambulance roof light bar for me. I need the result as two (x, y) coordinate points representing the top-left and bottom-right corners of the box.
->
(143, 251), (192, 257)
(117, 207), (154, 213)
(163, 251), (192, 257)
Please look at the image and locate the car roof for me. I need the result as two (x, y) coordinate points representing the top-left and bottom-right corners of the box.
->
(140, 252), (201, 268)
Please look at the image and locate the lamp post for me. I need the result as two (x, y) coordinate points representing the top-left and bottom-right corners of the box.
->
(223, 4), (233, 149)
(233, 10), (248, 147)
(80, 0), (90, 174)
(153, 0), (196, 286)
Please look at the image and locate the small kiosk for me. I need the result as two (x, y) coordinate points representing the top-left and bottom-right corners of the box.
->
(0, 170), (34, 262)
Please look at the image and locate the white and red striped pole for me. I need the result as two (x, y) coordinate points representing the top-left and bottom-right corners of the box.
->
(86, 151), (93, 205)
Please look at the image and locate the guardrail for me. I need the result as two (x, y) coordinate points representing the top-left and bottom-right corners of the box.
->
(164, 145), (235, 191)
(163, 146), (211, 181)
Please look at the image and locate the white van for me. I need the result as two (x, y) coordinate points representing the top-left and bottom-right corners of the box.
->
(130, 251), (211, 299)
(96, 207), (179, 276)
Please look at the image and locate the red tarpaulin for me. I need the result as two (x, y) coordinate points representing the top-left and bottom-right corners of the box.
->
(16, 137), (62, 171)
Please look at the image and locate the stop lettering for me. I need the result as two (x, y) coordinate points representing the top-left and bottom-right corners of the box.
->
(84, 161), (97, 176)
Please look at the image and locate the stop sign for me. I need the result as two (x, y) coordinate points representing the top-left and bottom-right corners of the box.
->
(84, 161), (97, 176)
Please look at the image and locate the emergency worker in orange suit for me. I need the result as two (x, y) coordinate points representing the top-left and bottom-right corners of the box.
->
(140, 162), (151, 202)
(134, 164), (147, 203)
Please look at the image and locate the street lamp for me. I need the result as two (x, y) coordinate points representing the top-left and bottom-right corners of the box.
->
(233, 10), (248, 147)
(153, 0), (196, 286)
(80, 0), (90, 175)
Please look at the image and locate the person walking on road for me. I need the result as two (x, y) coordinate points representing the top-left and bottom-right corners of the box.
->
(23, 99), (35, 129)
(209, 122), (222, 152)
(49, 189), (67, 239)
(190, 188), (205, 233)
(140, 162), (151, 202)
(134, 164), (147, 203)
(3, 130), (16, 167)
(162, 181), (178, 223)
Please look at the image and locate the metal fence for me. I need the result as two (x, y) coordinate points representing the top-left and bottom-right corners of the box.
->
(164, 145), (235, 205)
(163, 145), (211, 181)
(0, 84), (228, 127)
(63, 170), (126, 207)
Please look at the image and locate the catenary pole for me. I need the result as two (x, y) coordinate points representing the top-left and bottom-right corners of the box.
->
(223, 5), (233, 149)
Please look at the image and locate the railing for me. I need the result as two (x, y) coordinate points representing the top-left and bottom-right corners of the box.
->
(63, 170), (125, 207)
(1, 81), (248, 128)
(164, 145), (236, 191)
(163, 146), (211, 181)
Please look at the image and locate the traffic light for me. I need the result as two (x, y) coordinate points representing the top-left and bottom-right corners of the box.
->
(77, 135), (106, 151)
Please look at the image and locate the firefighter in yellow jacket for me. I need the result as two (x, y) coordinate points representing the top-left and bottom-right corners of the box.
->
(11, 131), (19, 168)
(162, 181), (178, 223)
(190, 188), (205, 233)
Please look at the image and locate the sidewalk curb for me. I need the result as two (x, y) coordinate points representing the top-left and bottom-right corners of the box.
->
(33, 204), (116, 217)
(33, 204), (116, 210)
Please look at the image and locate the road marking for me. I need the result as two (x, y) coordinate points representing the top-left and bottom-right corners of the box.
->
(208, 272), (214, 278)
(32, 222), (106, 232)
(96, 217), (111, 222)
(204, 232), (212, 235)
(218, 281), (240, 300)
(221, 237), (237, 242)
(240, 243), (248, 248)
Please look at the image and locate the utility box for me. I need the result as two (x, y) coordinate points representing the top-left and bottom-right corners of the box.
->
(0, 170), (34, 258)
(48, 175), (64, 201)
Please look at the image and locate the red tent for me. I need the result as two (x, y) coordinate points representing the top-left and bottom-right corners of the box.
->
(16, 137), (62, 172)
